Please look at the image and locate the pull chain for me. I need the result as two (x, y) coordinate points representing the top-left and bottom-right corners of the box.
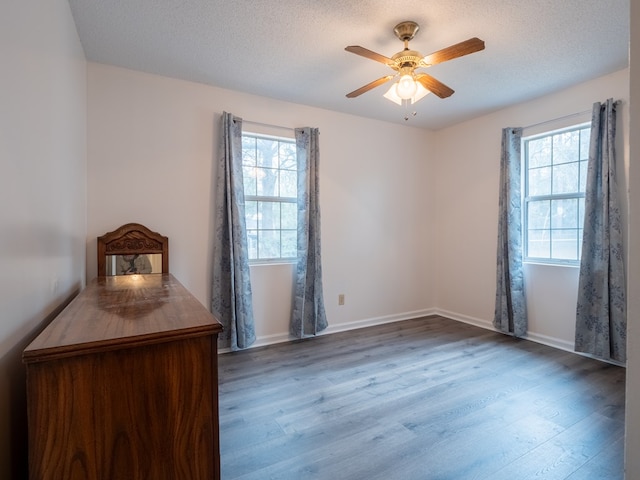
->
(402, 99), (417, 122)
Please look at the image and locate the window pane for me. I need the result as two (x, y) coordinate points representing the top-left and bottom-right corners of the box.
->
(258, 230), (280, 259)
(578, 228), (584, 259)
(281, 230), (297, 258)
(551, 229), (579, 260)
(579, 198), (585, 225)
(246, 229), (258, 259)
(579, 160), (589, 192)
(529, 166), (551, 195)
(242, 136), (256, 166)
(551, 198), (579, 228)
(242, 135), (255, 150)
(528, 200), (550, 229)
(256, 138), (277, 167)
(528, 229), (550, 258)
(552, 162), (579, 194)
(528, 137), (551, 168)
(258, 202), (280, 230)
(281, 202), (297, 229)
(243, 166), (257, 196)
(279, 142), (297, 169)
(552, 130), (580, 165)
(580, 128), (590, 160)
(245, 201), (258, 230)
(280, 170), (297, 198)
(256, 167), (279, 196)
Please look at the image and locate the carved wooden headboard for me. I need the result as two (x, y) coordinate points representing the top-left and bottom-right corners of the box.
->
(97, 223), (169, 276)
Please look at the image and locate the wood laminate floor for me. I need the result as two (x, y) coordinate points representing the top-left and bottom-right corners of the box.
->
(218, 316), (626, 480)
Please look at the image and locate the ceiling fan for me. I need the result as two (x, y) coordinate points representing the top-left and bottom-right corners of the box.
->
(345, 21), (485, 105)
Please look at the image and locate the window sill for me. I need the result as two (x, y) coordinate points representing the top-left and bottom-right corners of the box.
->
(523, 260), (580, 268)
(249, 259), (297, 267)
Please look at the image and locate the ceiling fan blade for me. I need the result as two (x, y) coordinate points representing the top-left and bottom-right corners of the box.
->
(345, 46), (395, 66)
(346, 75), (395, 98)
(422, 37), (485, 66)
(415, 74), (454, 99)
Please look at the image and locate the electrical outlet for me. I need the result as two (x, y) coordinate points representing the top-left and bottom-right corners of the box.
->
(338, 294), (345, 306)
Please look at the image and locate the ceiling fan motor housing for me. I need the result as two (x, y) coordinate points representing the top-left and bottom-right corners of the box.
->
(391, 50), (424, 70)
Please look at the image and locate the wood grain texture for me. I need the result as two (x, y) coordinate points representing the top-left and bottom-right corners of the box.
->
(422, 37), (486, 66)
(218, 316), (625, 480)
(24, 274), (223, 480)
(26, 338), (216, 479)
(23, 274), (222, 362)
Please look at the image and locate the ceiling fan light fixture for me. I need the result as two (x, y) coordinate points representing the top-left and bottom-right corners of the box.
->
(412, 81), (430, 103)
(396, 74), (417, 99)
(383, 83), (403, 105)
(383, 77), (430, 105)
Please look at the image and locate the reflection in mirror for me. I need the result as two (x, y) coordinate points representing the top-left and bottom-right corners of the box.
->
(105, 254), (163, 276)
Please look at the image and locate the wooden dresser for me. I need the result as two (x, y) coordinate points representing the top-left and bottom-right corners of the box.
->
(23, 274), (223, 480)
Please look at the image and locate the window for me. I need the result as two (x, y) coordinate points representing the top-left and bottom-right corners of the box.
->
(523, 124), (590, 264)
(242, 132), (297, 262)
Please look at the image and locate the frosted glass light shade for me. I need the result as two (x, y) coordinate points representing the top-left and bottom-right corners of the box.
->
(396, 74), (417, 99)
(412, 82), (430, 103)
(383, 80), (430, 105)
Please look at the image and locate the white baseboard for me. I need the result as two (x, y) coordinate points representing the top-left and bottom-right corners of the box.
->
(524, 331), (575, 353)
(435, 309), (495, 331)
(435, 308), (576, 352)
(433, 308), (624, 366)
(220, 307), (624, 367)
(218, 332), (295, 354)
(323, 308), (438, 335)
(220, 308), (437, 353)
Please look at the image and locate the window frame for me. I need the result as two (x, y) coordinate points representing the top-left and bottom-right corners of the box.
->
(522, 123), (591, 266)
(241, 131), (298, 265)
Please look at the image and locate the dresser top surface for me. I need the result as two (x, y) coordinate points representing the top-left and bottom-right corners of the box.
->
(24, 274), (222, 362)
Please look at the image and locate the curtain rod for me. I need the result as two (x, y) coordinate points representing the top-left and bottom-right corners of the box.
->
(242, 119), (295, 133)
(522, 108), (592, 131)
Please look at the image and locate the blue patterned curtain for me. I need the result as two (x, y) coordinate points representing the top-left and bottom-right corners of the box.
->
(575, 99), (626, 362)
(290, 127), (328, 338)
(211, 112), (256, 351)
(494, 127), (527, 337)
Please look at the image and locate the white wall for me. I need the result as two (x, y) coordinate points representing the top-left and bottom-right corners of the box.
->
(0, 0), (87, 477)
(433, 69), (629, 350)
(625, 2), (639, 477)
(86, 63), (436, 344)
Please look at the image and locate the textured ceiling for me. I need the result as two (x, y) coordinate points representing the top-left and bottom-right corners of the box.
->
(67, 0), (629, 130)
